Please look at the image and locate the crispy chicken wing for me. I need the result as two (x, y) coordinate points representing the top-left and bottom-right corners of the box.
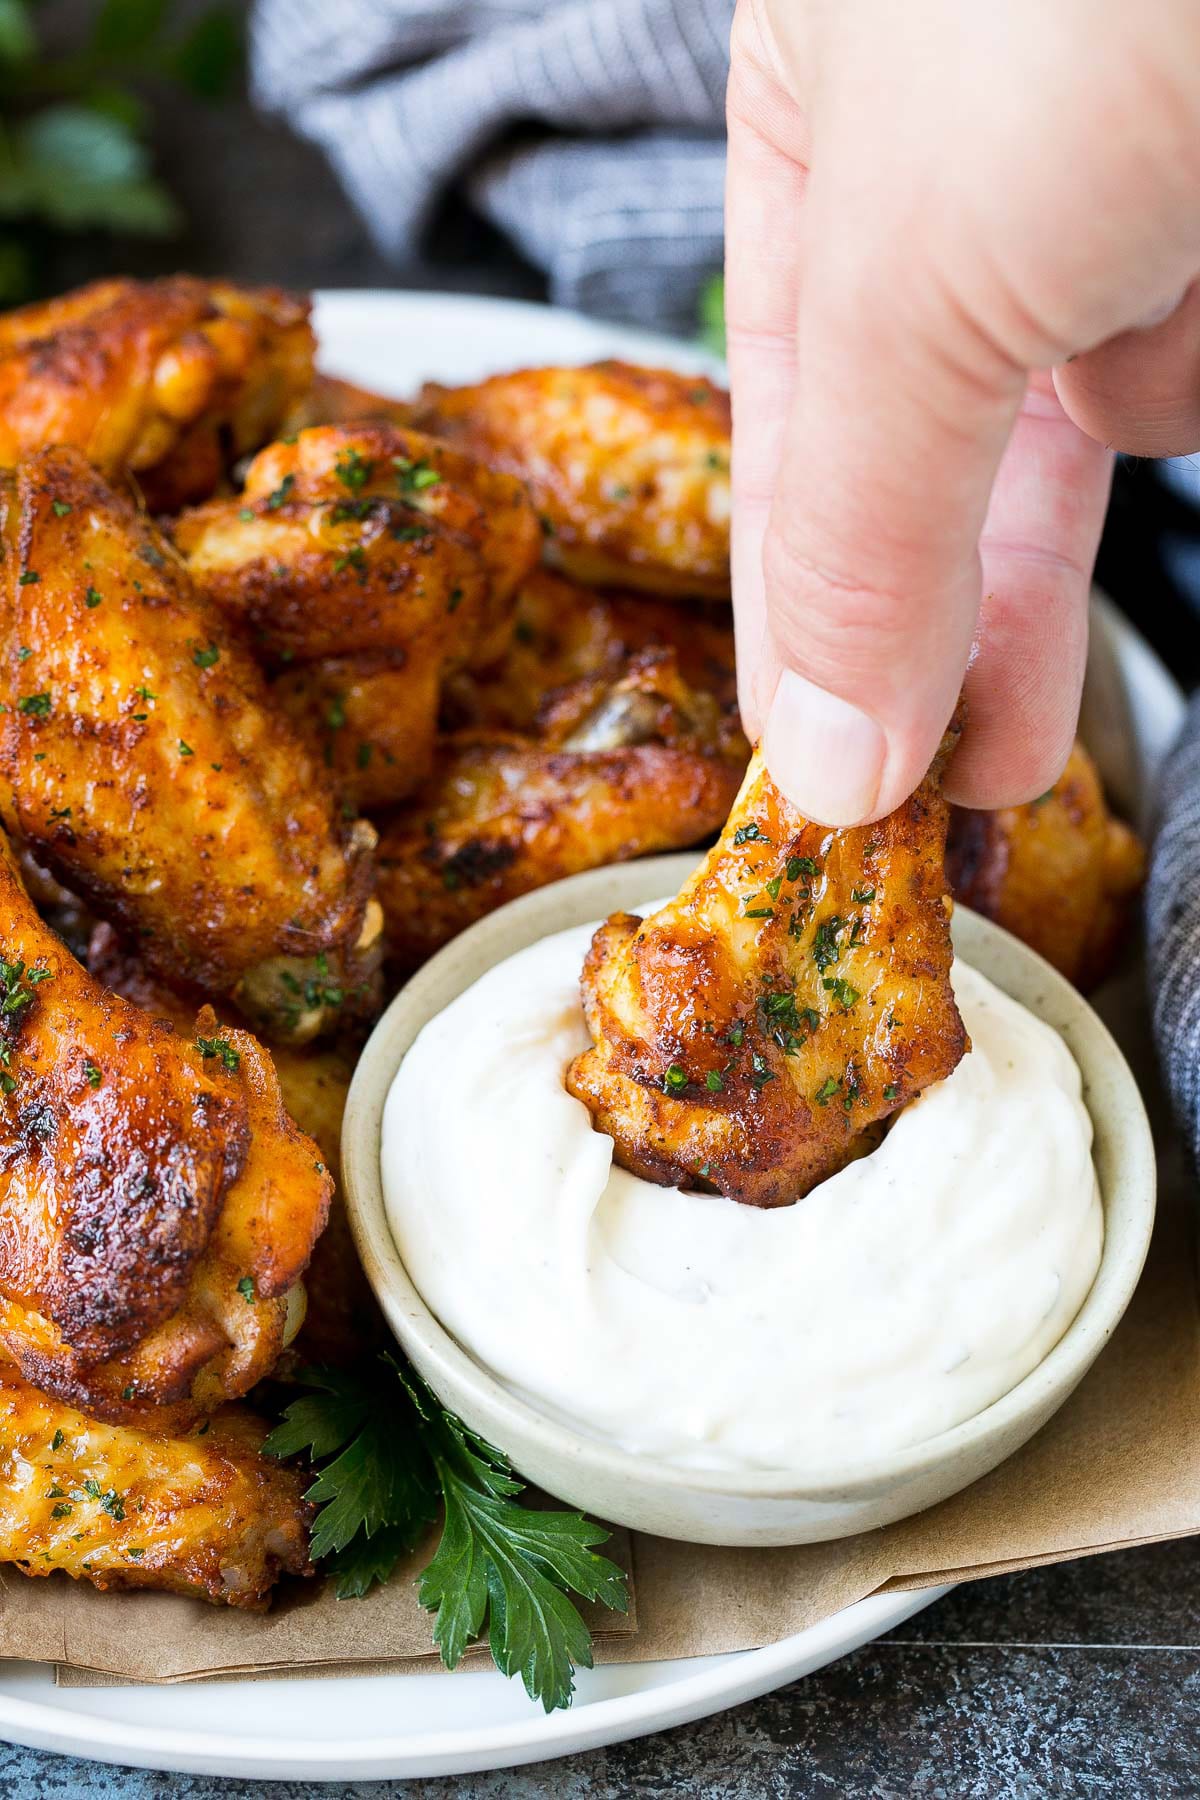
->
(175, 422), (540, 673)
(0, 277), (313, 509)
(947, 740), (1146, 989)
(415, 362), (731, 597)
(0, 447), (377, 1041)
(444, 568), (739, 736)
(566, 724), (967, 1208)
(0, 827), (331, 1426)
(0, 1368), (311, 1606)
(376, 649), (747, 971)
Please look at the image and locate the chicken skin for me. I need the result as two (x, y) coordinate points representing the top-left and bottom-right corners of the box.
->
(175, 422), (541, 673)
(444, 568), (739, 737)
(0, 277), (313, 510)
(0, 1368), (312, 1606)
(567, 723), (967, 1208)
(0, 826), (332, 1427)
(415, 362), (731, 598)
(0, 448), (377, 1042)
(947, 739), (1146, 989)
(376, 649), (747, 971)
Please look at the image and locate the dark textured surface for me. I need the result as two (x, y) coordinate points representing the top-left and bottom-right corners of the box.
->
(5, 12), (1200, 1796)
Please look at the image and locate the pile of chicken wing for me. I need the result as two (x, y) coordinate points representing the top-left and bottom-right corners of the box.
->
(0, 275), (1144, 1610)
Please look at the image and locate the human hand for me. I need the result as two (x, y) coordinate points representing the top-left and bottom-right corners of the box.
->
(726, 0), (1200, 823)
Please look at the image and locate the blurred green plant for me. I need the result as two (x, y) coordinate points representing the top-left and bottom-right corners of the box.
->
(699, 271), (725, 358)
(0, 0), (241, 302)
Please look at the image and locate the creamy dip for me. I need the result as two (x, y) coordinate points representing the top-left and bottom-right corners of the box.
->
(382, 912), (1103, 1472)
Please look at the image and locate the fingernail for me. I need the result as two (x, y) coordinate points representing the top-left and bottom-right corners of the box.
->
(763, 668), (886, 825)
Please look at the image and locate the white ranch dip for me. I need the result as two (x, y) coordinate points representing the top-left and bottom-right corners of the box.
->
(382, 913), (1102, 1472)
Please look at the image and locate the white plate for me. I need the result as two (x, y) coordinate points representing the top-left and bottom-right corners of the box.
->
(0, 289), (1183, 1782)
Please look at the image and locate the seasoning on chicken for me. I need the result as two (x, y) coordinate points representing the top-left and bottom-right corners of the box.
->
(0, 276), (313, 509)
(415, 362), (731, 597)
(0, 826), (331, 1427)
(566, 720), (968, 1208)
(376, 649), (747, 971)
(0, 447), (378, 1043)
(0, 1368), (312, 1607)
(947, 739), (1146, 989)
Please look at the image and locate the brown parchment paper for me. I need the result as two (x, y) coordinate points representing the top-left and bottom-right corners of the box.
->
(4, 967), (1196, 1689)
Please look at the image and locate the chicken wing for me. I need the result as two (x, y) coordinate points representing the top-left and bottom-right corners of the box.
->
(0, 1368), (311, 1606)
(376, 649), (747, 971)
(0, 447), (377, 1042)
(566, 723), (968, 1208)
(281, 370), (416, 433)
(415, 362), (731, 597)
(174, 422), (541, 673)
(947, 740), (1146, 989)
(0, 277), (313, 509)
(444, 567), (739, 736)
(0, 826), (331, 1426)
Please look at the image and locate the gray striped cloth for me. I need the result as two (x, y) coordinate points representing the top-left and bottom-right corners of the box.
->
(250, 0), (733, 334)
(1149, 692), (1200, 1169)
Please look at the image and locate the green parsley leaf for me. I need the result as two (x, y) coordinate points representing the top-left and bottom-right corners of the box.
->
(705, 1070), (724, 1092)
(814, 1075), (841, 1105)
(662, 1063), (688, 1094)
(884, 1083), (899, 1101)
(336, 448), (374, 492)
(195, 1034), (240, 1072)
(237, 1275), (255, 1303)
(266, 472), (295, 510)
(193, 644), (220, 669)
(18, 570), (39, 585)
(733, 822), (769, 846)
(17, 692), (50, 717)
(52, 501), (72, 517)
(85, 587), (103, 608)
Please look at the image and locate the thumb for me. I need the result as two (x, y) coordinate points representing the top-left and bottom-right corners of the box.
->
(750, 188), (1027, 826)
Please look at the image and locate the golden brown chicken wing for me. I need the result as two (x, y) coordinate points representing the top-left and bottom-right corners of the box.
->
(375, 649), (747, 971)
(947, 739), (1146, 989)
(0, 447), (377, 1042)
(175, 422), (541, 673)
(566, 723), (967, 1208)
(444, 568), (739, 735)
(0, 826), (331, 1426)
(415, 362), (731, 597)
(0, 1368), (312, 1606)
(0, 277), (313, 509)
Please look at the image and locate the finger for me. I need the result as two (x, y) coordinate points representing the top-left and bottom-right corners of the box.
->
(1054, 278), (1200, 458)
(725, 1), (810, 736)
(947, 373), (1114, 810)
(758, 165), (1027, 825)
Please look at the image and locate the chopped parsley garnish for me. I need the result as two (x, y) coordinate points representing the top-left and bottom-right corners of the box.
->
(127, 1547), (145, 1559)
(393, 456), (441, 494)
(705, 1070), (725, 1092)
(392, 522), (431, 542)
(83, 1061), (101, 1088)
(264, 1358), (627, 1712)
(178, 740), (194, 758)
(17, 693), (51, 718)
(51, 1429), (64, 1452)
(195, 1035), (241, 1072)
(327, 694), (347, 731)
(733, 822), (770, 846)
(193, 644), (220, 669)
(52, 500), (72, 517)
(16, 646), (30, 662)
(822, 977), (861, 1009)
(332, 545), (367, 575)
(749, 1052), (775, 1090)
(135, 684), (157, 703)
(336, 448), (374, 492)
(239, 506), (255, 522)
(50, 1502), (72, 1520)
(237, 1275), (256, 1303)
(448, 586), (463, 612)
(764, 874), (783, 901)
(85, 586), (102, 608)
(743, 906), (775, 921)
(724, 1021), (745, 1047)
(883, 1083), (899, 1101)
(48, 805), (71, 821)
(662, 1063), (688, 1094)
(812, 916), (844, 971)
(18, 570), (39, 585)
(266, 472), (296, 510)
(786, 856), (817, 882)
(851, 886), (876, 904)
(814, 1075), (841, 1105)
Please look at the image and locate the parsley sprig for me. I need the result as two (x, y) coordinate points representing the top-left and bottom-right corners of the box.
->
(264, 1358), (628, 1712)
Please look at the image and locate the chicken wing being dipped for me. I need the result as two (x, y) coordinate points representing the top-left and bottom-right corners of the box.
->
(414, 362), (731, 597)
(0, 447), (377, 1043)
(947, 739), (1146, 990)
(0, 277), (313, 509)
(0, 824), (332, 1426)
(566, 719), (968, 1208)
(0, 1368), (312, 1606)
(376, 648), (748, 972)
